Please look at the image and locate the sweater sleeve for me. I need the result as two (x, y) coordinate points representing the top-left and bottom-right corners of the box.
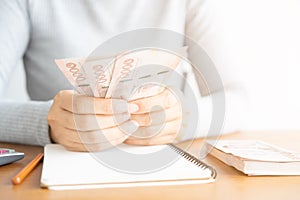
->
(183, 0), (248, 139)
(0, 0), (52, 146)
(0, 101), (52, 146)
(0, 0), (29, 92)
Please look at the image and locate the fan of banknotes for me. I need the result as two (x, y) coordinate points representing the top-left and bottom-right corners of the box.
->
(55, 48), (186, 100)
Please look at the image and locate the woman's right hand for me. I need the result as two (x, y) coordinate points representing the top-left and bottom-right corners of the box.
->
(47, 90), (139, 152)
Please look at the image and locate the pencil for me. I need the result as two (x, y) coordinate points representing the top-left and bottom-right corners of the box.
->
(12, 152), (44, 185)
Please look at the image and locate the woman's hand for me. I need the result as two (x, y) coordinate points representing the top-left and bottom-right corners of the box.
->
(48, 88), (183, 151)
(125, 88), (183, 145)
(47, 90), (139, 152)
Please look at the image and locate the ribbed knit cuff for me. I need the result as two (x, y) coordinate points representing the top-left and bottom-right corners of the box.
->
(0, 100), (53, 146)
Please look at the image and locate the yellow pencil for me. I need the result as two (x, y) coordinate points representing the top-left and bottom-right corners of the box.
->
(12, 153), (44, 185)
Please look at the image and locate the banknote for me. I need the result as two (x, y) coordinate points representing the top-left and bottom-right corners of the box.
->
(105, 48), (186, 100)
(55, 47), (187, 99)
(82, 56), (115, 97)
(55, 58), (93, 96)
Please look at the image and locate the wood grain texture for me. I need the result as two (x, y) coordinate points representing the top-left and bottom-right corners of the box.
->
(1, 131), (300, 200)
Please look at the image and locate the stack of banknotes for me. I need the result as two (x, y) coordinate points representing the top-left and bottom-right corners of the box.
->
(55, 48), (186, 100)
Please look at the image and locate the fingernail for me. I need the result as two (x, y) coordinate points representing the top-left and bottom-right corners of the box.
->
(119, 120), (139, 136)
(131, 120), (140, 129)
(128, 103), (139, 113)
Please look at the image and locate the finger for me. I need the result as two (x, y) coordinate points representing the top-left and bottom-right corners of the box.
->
(60, 120), (138, 144)
(64, 134), (128, 152)
(129, 89), (178, 114)
(55, 109), (131, 131)
(55, 121), (139, 152)
(125, 134), (177, 146)
(130, 113), (152, 126)
(77, 120), (139, 144)
(56, 90), (139, 114)
(131, 103), (181, 126)
(129, 118), (181, 139)
(69, 128), (128, 145)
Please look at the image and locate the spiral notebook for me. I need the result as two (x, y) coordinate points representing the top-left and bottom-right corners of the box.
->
(41, 144), (216, 190)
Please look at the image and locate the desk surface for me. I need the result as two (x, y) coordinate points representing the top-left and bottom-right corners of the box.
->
(1, 131), (300, 200)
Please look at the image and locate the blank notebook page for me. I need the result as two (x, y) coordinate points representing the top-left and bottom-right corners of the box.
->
(41, 144), (215, 190)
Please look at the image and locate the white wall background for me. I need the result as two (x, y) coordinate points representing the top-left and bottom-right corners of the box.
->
(4, 0), (300, 130)
(214, 0), (300, 130)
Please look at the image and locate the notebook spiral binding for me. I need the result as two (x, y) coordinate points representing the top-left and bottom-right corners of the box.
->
(168, 144), (217, 179)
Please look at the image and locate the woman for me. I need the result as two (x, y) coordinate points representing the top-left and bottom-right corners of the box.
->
(0, 0), (245, 151)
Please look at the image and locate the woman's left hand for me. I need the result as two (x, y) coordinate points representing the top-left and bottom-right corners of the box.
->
(125, 88), (183, 145)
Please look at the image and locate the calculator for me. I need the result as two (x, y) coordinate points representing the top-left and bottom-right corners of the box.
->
(0, 148), (24, 166)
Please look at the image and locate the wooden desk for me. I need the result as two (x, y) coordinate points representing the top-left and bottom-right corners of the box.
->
(1, 131), (300, 200)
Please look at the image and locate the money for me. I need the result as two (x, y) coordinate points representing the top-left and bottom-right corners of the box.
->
(105, 48), (184, 100)
(55, 47), (187, 99)
(82, 56), (115, 97)
(55, 58), (93, 96)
